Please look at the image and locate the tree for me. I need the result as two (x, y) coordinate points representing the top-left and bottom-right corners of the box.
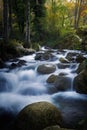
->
(13, 0), (26, 33)
(8, 0), (12, 35)
(32, 0), (46, 41)
(74, 0), (83, 29)
(25, 0), (31, 48)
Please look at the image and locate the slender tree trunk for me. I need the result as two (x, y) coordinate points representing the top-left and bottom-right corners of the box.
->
(76, 0), (82, 28)
(25, 0), (31, 48)
(74, 0), (78, 29)
(74, 0), (82, 29)
(3, 0), (9, 43)
(8, 0), (12, 35)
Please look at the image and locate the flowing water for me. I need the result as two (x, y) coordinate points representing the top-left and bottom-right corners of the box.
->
(0, 47), (87, 129)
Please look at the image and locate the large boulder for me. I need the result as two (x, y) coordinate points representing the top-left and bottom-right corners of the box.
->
(46, 74), (58, 83)
(37, 64), (56, 74)
(43, 125), (74, 130)
(77, 60), (87, 73)
(54, 76), (71, 91)
(74, 70), (87, 94)
(13, 102), (63, 130)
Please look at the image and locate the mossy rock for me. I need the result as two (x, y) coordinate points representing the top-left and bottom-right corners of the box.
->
(14, 102), (63, 130)
(46, 74), (58, 83)
(74, 70), (87, 94)
(37, 64), (56, 74)
(59, 57), (69, 63)
(77, 60), (87, 73)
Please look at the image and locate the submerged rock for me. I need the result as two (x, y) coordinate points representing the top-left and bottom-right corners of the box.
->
(13, 102), (63, 130)
(57, 63), (70, 69)
(37, 64), (56, 74)
(74, 70), (87, 94)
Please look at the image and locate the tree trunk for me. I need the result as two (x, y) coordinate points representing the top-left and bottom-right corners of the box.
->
(3, 0), (9, 43)
(8, 0), (12, 35)
(74, 0), (78, 29)
(74, 0), (82, 29)
(76, 0), (82, 28)
(25, 0), (31, 48)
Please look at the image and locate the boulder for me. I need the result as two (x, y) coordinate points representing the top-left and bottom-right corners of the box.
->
(10, 60), (26, 69)
(77, 60), (87, 73)
(35, 52), (57, 61)
(59, 57), (69, 63)
(46, 74), (58, 83)
(37, 64), (56, 74)
(76, 54), (86, 63)
(66, 52), (78, 62)
(74, 70), (87, 94)
(43, 125), (74, 130)
(54, 76), (71, 91)
(14, 102), (63, 130)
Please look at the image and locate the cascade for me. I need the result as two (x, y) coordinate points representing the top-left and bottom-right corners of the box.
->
(0, 47), (87, 129)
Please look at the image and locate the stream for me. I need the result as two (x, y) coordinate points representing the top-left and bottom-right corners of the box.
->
(0, 47), (87, 129)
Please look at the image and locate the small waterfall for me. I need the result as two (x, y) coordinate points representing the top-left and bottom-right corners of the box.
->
(0, 48), (87, 116)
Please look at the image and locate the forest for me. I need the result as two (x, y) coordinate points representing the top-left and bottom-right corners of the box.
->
(0, 0), (87, 130)
(0, 0), (87, 55)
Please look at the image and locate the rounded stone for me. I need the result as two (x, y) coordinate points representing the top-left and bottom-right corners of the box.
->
(14, 102), (63, 130)
(37, 64), (56, 74)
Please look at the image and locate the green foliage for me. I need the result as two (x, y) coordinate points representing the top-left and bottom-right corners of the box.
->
(12, 0), (26, 33)
(32, 0), (46, 42)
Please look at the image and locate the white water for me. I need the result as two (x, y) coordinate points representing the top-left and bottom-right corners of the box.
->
(0, 48), (87, 114)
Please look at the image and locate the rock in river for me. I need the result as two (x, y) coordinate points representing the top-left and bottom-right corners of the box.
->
(37, 64), (56, 74)
(54, 76), (71, 91)
(13, 102), (63, 130)
(74, 70), (87, 94)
